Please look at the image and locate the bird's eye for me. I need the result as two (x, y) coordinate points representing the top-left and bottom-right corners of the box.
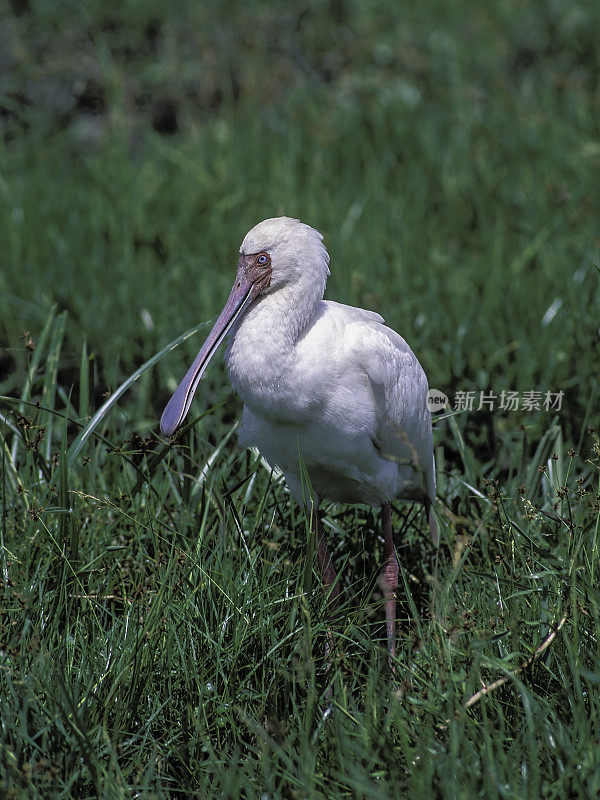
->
(257, 253), (269, 266)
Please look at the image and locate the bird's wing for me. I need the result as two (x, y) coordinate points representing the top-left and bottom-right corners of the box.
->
(359, 321), (437, 543)
(295, 302), (438, 543)
(346, 318), (435, 500)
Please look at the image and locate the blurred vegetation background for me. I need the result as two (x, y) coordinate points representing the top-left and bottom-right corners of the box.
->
(2, 0), (599, 427)
(1, 1), (599, 798)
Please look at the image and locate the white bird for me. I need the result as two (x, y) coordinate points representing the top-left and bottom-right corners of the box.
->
(161, 217), (437, 661)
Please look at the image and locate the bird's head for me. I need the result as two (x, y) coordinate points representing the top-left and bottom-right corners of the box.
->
(160, 217), (329, 436)
(239, 216), (330, 293)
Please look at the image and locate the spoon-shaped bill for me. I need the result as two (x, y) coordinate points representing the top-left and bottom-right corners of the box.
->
(160, 275), (255, 436)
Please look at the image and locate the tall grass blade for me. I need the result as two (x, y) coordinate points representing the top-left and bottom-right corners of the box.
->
(79, 337), (90, 421)
(67, 321), (208, 466)
(0, 413), (27, 505)
(449, 414), (475, 484)
(41, 310), (67, 464)
(59, 398), (77, 583)
(11, 303), (56, 463)
(525, 417), (561, 499)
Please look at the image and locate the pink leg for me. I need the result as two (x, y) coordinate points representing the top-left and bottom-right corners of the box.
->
(378, 502), (399, 665)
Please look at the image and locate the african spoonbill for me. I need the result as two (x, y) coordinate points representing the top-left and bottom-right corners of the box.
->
(160, 217), (438, 661)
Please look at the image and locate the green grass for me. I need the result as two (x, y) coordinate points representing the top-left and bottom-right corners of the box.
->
(1, 1), (600, 797)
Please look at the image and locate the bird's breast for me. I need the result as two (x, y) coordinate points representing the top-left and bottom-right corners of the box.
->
(229, 364), (325, 424)
(226, 322), (333, 425)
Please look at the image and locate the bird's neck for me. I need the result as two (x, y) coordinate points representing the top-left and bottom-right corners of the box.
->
(225, 277), (322, 397)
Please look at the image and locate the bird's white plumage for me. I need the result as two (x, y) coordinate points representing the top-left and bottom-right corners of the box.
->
(159, 216), (438, 660)
(224, 217), (435, 510)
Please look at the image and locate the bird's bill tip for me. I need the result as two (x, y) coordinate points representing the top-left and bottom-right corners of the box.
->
(160, 405), (179, 437)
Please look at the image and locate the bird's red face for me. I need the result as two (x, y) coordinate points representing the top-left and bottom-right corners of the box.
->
(160, 252), (272, 436)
